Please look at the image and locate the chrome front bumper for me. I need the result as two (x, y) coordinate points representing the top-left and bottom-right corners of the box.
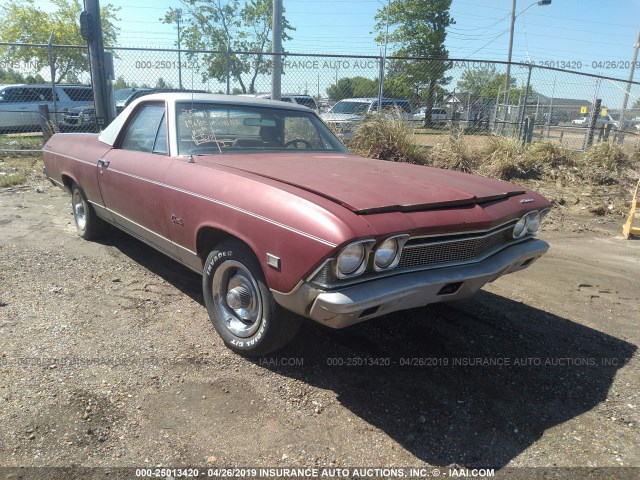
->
(272, 239), (549, 329)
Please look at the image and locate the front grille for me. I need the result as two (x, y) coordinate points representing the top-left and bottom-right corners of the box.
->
(309, 223), (518, 288)
(398, 227), (514, 269)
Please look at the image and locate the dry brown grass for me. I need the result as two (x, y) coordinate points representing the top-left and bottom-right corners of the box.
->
(361, 125), (639, 197)
(0, 155), (41, 188)
(427, 133), (477, 173)
(350, 114), (428, 164)
(0, 173), (27, 187)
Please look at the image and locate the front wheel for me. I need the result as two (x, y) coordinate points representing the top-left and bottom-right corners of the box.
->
(202, 240), (300, 356)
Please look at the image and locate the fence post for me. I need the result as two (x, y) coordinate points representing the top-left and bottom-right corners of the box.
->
(545, 77), (556, 139)
(39, 104), (54, 142)
(518, 63), (533, 139)
(271, 0), (283, 100)
(526, 116), (534, 144)
(584, 98), (601, 150)
(84, 0), (116, 127)
(48, 30), (58, 130)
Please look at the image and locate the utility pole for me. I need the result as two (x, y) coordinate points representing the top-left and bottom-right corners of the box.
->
(175, 8), (183, 90)
(377, 0), (390, 113)
(618, 25), (640, 140)
(503, 0), (516, 109)
(502, 1), (551, 128)
(81, 0), (115, 128)
(271, 0), (282, 100)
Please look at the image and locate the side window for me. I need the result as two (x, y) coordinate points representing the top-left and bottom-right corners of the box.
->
(120, 104), (166, 153)
(4, 88), (27, 102)
(295, 97), (318, 110)
(23, 89), (41, 102)
(62, 87), (93, 102)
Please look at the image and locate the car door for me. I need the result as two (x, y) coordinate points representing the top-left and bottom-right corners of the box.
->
(97, 102), (179, 259)
(0, 87), (31, 129)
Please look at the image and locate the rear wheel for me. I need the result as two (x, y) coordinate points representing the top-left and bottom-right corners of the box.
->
(203, 240), (300, 356)
(71, 183), (105, 240)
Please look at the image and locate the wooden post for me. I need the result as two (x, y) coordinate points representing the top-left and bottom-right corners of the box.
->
(38, 103), (54, 142)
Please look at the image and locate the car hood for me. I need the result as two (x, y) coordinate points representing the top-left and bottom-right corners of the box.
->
(320, 113), (363, 122)
(208, 153), (526, 214)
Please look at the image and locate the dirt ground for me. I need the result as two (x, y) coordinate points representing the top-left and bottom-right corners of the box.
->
(0, 160), (639, 475)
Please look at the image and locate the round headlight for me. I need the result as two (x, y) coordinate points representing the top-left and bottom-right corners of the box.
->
(526, 211), (541, 234)
(513, 217), (527, 238)
(337, 243), (365, 276)
(374, 238), (398, 269)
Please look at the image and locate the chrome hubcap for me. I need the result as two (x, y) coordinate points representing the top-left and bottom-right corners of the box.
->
(212, 260), (262, 337)
(72, 190), (86, 231)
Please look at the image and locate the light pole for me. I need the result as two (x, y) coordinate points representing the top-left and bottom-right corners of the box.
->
(618, 25), (640, 138)
(377, 0), (390, 112)
(502, 1), (551, 110)
(271, 0), (283, 101)
(175, 8), (183, 89)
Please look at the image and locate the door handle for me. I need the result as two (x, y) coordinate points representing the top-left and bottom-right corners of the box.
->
(97, 159), (110, 169)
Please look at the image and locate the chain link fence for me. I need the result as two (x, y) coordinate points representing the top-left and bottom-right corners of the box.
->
(2, 42), (640, 152)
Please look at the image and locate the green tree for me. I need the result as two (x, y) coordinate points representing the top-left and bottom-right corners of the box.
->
(113, 76), (131, 91)
(456, 65), (535, 103)
(0, 0), (120, 83)
(24, 73), (46, 84)
(0, 67), (44, 84)
(164, 0), (294, 93)
(155, 77), (173, 89)
(327, 76), (378, 101)
(374, 0), (454, 126)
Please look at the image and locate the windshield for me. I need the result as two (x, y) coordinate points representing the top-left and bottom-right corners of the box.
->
(330, 101), (370, 115)
(176, 103), (348, 155)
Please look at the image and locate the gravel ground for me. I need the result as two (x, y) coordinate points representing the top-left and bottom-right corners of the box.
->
(0, 173), (639, 476)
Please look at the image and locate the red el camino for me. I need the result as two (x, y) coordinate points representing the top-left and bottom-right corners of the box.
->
(43, 93), (551, 356)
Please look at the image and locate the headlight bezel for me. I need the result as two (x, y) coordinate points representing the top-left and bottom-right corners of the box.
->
(372, 234), (410, 271)
(513, 216), (528, 238)
(334, 240), (375, 279)
(525, 211), (542, 234)
(513, 209), (549, 239)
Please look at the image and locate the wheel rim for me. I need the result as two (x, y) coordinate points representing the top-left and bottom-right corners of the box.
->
(212, 259), (262, 338)
(72, 189), (87, 231)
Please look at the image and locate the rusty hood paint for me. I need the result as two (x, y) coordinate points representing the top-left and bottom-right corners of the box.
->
(205, 153), (526, 214)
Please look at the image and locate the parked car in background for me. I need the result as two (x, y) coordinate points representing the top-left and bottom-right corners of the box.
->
(0, 84), (93, 133)
(114, 87), (153, 112)
(117, 87), (208, 113)
(321, 97), (412, 139)
(239, 93), (319, 110)
(596, 114), (618, 129)
(411, 106), (448, 126)
(571, 114), (618, 129)
(43, 93), (551, 356)
(61, 88), (209, 132)
(59, 104), (96, 132)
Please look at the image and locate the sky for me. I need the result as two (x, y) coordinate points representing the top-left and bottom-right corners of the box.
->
(6, 0), (640, 105)
(103, 0), (640, 72)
